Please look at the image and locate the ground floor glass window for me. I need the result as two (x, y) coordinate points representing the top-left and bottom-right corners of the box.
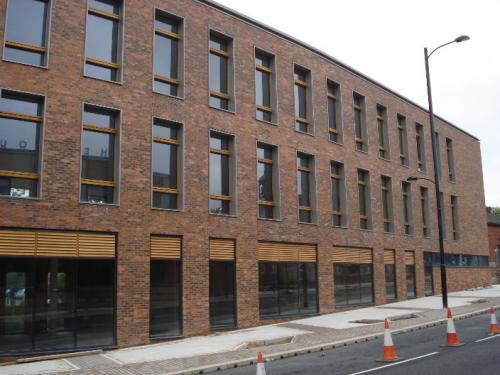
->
(406, 265), (416, 298)
(385, 264), (397, 301)
(334, 264), (374, 307)
(209, 261), (236, 329)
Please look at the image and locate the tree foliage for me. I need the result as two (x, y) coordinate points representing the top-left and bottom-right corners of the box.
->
(491, 207), (500, 216)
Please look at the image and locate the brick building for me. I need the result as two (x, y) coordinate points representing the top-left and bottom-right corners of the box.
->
(0, 0), (491, 355)
(487, 209), (500, 280)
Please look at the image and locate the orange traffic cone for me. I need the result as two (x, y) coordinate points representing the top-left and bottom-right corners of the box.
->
(256, 352), (266, 375)
(377, 318), (400, 362)
(442, 308), (464, 347)
(489, 307), (500, 335)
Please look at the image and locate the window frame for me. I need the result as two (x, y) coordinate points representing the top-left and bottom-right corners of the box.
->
(83, 0), (124, 83)
(397, 113), (409, 167)
(296, 151), (317, 224)
(420, 186), (431, 238)
(326, 79), (343, 144)
(79, 102), (121, 205)
(208, 29), (235, 113)
(0, 88), (46, 200)
(254, 47), (278, 125)
(376, 104), (390, 160)
(381, 175), (394, 233)
(256, 141), (280, 221)
(446, 138), (456, 182)
(402, 181), (414, 235)
(415, 123), (426, 172)
(451, 195), (460, 241)
(353, 92), (368, 153)
(357, 168), (372, 230)
(2, 0), (53, 69)
(152, 7), (185, 99)
(330, 160), (348, 228)
(151, 117), (184, 211)
(293, 63), (314, 135)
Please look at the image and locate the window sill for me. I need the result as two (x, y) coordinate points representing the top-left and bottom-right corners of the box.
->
(2, 57), (48, 70)
(328, 139), (344, 146)
(333, 225), (349, 229)
(358, 227), (373, 232)
(379, 156), (392, 163)
(153, 90), (185, 101)
(152, 206), (184, 213)
(258, 217), (282, 222)
(355, 149), (369, 155)
(209, 212), (237, 218)
(298, 220), (318, 226)
(256, 117), (278, 127)
(208, 104), (235, 115)
(383, 231), (395, 235)
(79, 201), (119, 207)
(0, 195), (41, 201)
(400, 164), (410, 169)
(83, 73), (123, 86)
(294, 129), (315, 137)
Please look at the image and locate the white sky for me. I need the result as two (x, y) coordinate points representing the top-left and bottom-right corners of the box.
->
(215, 0), (500, 207)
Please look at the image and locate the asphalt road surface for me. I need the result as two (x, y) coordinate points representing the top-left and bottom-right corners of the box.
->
(220, 312), (500, 375)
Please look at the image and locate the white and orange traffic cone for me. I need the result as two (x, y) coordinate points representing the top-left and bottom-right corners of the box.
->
(256, 351), (266, 375)
(442, 308), (464, 347)
(489, 307), (500, 335)
(377, 318), (400, 362)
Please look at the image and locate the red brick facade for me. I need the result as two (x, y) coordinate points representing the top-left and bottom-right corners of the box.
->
(0, 0), (491, 350)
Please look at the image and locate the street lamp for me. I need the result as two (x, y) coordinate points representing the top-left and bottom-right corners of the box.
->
(423, 35), (470, 309)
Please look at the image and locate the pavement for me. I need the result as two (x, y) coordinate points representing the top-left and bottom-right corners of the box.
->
(2, 285), (500, 375)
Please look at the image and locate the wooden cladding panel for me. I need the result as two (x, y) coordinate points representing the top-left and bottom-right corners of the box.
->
(209, 239), (235, 261)
(384, 250), (396, 265)
(0, 230), (115, 258)
(405, 251), (415, 265)
(258, 242), (317, 263)
(151, 236), (181, 260)
(332, 247), (373, 264)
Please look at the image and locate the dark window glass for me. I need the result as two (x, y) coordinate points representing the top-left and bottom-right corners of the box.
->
(358, 169), (371, 229)
(294, 66), (310, 133)
(255, 50), (273, 122)
(209, 133), (232, 215)
(81, 131), (114, 181)
(402, 182), (413, 235)
(154, 12), (180, 97)
(398, 115), (409, 166)
(209, 32), (231, 110)
(377, 105), (389, 159)
(334, 263), (373, 307)
(259, 262), (317, 318)
(297, 154), (313, 223)
(255, 70), (271, 108)
(385, 264), (397, 300)
(331, 162), (346, 227)
(257, 144), (275, 219)
(80, 185), (113, 204)
(435, 132), (442, 179)
(327, 81), (341, 143)
(406, 265), (416, 298)
(83, 108), (116, 129)
(209, 153), (229, 196)
(446, 138), (456, 181)
(4, 0), (49, 66)
(353, 94), (366, 152)
(424, 265), (434, 296)
(0, 177), (38, 198)
(89, 0), (119, 14)
(209, 261), (235, 329)
(420, 187), (430, 237)
(150, 260), (182, 338)
(209, 54), (228, 94)
(439, 192), (446, 239)
(381, 176), (393, 233)
(416, 124), (426, 172)
(257, 162), (273, 201)
(153, 143), (177, 187)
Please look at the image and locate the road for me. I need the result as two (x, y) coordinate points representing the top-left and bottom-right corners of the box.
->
(220, 312), (500, 375)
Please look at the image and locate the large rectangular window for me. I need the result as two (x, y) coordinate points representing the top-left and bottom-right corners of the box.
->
(80, 104), (119, 204)
(377, 105), (390, 159)
(397, 114), (409, 166)
(0, 257), (115, 354)
(255, 49), (276, 123)
(0, 90), (43, 198)
(451, 195), (460, 241)
(259, 262), (317, 318)
(446, 138), (456, 182)
(420, 187), (431, 237)
(153, 10), (183, 97)
(440, 192), (446, 239)
(150, 260), (182, 338)
(384, 250), (397, 301)
(152, 119), (182, 210)
(353, 93), (367, 152)
(334, 263), (373, 307)
(3, 0), (50, 67)
(294, 65), (313, 134)
(381, 175), (394, 233)
(435, 132), (442, 179)
(209, 131), (234, 215)
(297, 152), (316, 223)
(257, 143), (279, 219)
(327, 80), (342, 143)
(424, 253), (434, 296)
(84, 0), (122, 82)
(402, 181), (414, 235)
(405, 251), (416, 299)
(331, 161), (347, 227)
(209, 30), (234, 111)
(416, 123), (426, 172)
(357, 169), (372, 229)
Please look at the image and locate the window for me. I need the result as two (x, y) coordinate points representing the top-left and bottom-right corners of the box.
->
(405, 251), (416, 299)
(0, 90), (43, 198)
(439, 192), (446, 239)
(376, 105), (390, 159)
(294, 65), (313, 133)
(259, 262), (317, 318)
(327, 80), (342, 143)
(425, 251), (489, 268)
(80, 104), (119, 204)
(435, 132), (442, 179)
(384, 250), (397, 301)
(397, 114), (409, 166)
(451, 195), (460, 240)
(3, 0), (50, 67)
(446, 138), (456, 181)
(150, 260), (182, 338)
(420, 187), (431, 237)
(152, 119), (182, 210)
(424, 253), (434, 296)
(402, 181), (414, 235)
(416, 123), (426, 172)
(209, 131), (234, 215)
(353, 93), (367, 152)
(357, 169), (372, 229)
(84, 0), (123, 82)
(381, 176), (394, 233)
(209, 30), (234, 111)
(331, 161), (347, 227)
(255, 49), (276, 123)
(257, 143), (279, 219)
(334, 264), (373, 307)
(153, 10), (183, 97)
(297, 153), (316, 223)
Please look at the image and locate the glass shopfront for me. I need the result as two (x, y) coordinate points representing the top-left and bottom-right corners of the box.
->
(209, 261), (236, 329)
(334, 264), (374, 307)
(0, 258), (115, 354)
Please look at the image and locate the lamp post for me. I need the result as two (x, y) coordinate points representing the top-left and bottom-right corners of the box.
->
(420, 35), (470, 309)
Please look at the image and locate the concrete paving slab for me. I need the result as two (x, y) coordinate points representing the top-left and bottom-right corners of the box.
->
(449, 285), (500, 298)
(0, 359), (76, 375)
(384, 296), (477, 310)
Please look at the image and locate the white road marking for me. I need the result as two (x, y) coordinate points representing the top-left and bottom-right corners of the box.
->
(62, 359), (80, 370)
(100, 353), (124, 365)
(475, 334), (500, 343)
(348, 352), (439, 375)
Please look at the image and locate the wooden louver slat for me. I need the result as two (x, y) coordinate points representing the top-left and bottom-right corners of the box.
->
(384, 249), (396, 265)
(209, 239), (235, 261)
(332, 246), (373, 264)
(151, 236), (181, 260)
(405, 251), (415, 265)
(0, 230), (115, 258)
(257, 242), (317, 263)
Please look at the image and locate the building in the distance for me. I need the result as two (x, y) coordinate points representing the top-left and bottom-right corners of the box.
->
(0, 0), (492, 355)
(487, 208), (500, 280)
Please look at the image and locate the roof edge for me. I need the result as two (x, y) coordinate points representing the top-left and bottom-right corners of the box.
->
(197, 0), (479, 141)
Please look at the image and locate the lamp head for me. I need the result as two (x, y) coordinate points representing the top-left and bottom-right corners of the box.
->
(455, 35), (470, 43)
(407, 176), (418, 182)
